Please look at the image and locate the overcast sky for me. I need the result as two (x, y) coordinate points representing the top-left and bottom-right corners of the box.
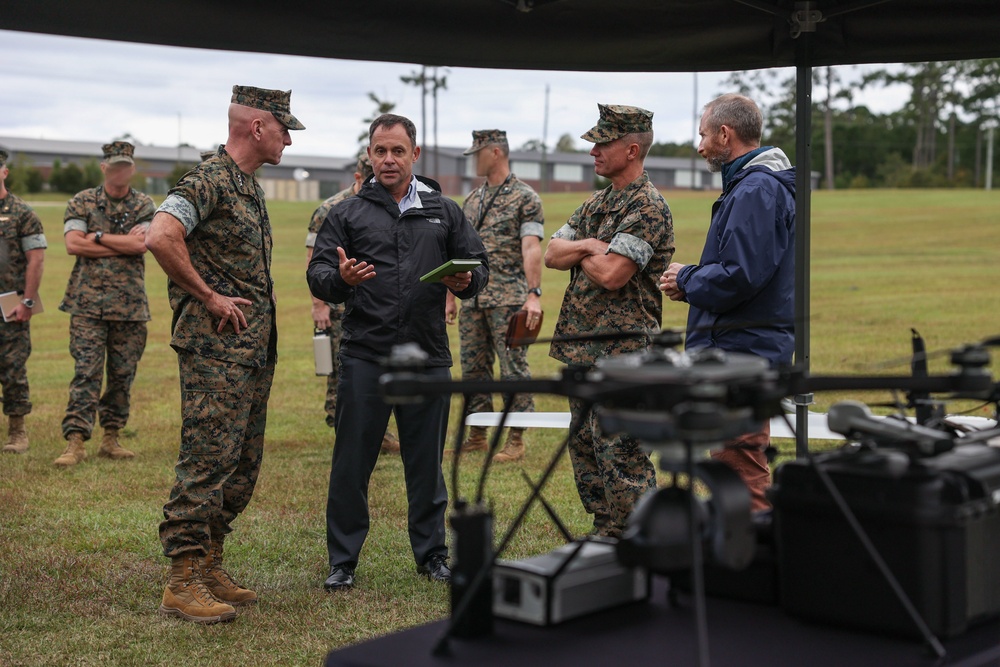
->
(2, 30), (909, 159)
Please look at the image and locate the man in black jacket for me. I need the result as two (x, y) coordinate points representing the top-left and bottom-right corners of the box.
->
(307, 114), (489, 591)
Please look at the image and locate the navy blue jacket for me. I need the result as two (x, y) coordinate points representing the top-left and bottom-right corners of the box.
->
(307, 177), (489, 367)
(679, 148), (796, 366)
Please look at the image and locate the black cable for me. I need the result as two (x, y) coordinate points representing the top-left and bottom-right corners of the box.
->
(451, 395), (471, 505)
(476, 392), (516, 505)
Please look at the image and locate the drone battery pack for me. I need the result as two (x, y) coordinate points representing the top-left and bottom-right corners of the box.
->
(771, 444), (1000, 639)
(492, 541), (649, 626)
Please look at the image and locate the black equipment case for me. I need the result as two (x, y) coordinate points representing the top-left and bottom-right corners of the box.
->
(771, 444), (1000, 639)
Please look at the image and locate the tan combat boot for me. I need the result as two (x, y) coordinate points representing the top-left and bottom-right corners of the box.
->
(446, 426), (489, 454)
(380, 431), (400, 455)
(493, 428), (526, 463)
(98, 428), (135, 459)
(159, 552), (237, 624)
(1, 415), (29, 454)
(53, 432), (87, 467)
(203, 541), (257, 607)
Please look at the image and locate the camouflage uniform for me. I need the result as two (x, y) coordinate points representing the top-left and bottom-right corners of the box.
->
(549, 105), (675, 536)
(157, 144), (279, 557)
(458, 174), (543, 415)
(0, 192), (47, 417)
(307, 187), (350, 426)
(60, 184), (154, 439)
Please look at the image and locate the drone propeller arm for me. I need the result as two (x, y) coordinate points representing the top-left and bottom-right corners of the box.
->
(796, 372), (993, 397)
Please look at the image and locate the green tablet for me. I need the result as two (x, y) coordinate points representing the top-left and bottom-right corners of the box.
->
(419, 259), (482, 283)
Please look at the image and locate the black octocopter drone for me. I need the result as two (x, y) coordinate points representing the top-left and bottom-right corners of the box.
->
(379, 327), (1000, 664)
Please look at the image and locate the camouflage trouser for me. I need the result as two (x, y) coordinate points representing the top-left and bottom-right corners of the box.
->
(322, 306), (344, 427)
(0, 321), (31, 417)
(567, 395), (656, 538)
(159, 351), (275, 558)
(62, 315), (147, 440)
(458, 305), (534, 416)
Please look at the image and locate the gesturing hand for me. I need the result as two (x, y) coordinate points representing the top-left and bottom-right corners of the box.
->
(337, 246), (376, 286)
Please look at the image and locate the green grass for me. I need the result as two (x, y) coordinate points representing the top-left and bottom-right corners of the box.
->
(1, 188), (999, 665)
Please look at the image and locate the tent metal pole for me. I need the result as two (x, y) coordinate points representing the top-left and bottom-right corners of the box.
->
(794, 23), (813, 458)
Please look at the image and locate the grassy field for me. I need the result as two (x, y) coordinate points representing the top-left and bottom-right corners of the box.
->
(1, 188), (998, 666)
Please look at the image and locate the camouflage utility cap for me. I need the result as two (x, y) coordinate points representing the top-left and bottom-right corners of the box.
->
(0, 149), (7, 166)
(463, 129), (508, 155)
(231, 85), (305, 131)
(103, 141), (135, 165)
(355, 151), (373, 180)
(581, 104), (654, 143)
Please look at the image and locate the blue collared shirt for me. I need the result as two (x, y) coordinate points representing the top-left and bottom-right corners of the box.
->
(398, 176), (423, 213)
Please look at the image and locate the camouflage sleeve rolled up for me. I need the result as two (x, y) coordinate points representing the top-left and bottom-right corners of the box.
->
(158, 184), (217, 237)
(0, 193), (46, 295)
(518, 187), (544, 239)
(551, 197), (591, 241)
(17, 197), (47, 251)
(606, 176), (673, 273)
(63, 191), (91, 235)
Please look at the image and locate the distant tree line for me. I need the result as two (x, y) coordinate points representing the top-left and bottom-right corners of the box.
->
(725, 59), (1000, 188)
(4, 157), (106, 194)
(6, 157), (157, 194)
(522, 60), (1000, 189)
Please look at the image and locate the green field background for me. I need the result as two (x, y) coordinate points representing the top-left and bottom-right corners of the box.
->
(1, 188), (998, 665)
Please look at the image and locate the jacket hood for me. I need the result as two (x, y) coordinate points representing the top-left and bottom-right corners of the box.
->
(737, 147), (796, 196)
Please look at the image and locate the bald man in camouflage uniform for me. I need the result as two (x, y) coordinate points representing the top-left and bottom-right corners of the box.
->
(546, 104), (675, 538)
(147, 85), (304, 623)
(0, 149), (47, 454)
(446, 129), (544, 463)
(306, 154), (399, 454)
(54, 141), (155, 467)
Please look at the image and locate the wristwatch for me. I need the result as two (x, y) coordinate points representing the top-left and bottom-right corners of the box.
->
(21, 298), (34, 309)
(528, 287), (542, 297)
(94, 230), (104, 245)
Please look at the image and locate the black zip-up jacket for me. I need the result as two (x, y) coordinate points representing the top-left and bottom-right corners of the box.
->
(307, 177), (489, 367)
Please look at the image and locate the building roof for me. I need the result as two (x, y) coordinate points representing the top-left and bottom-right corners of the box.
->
(0, 135), (706, 173)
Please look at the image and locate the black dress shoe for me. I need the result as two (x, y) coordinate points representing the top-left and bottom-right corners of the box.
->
(324, 565), (355, 591)
(417, 554), (451, 583)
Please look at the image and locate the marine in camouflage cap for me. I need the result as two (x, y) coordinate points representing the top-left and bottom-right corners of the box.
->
(231, 85), (305, 130)
(0, 149), (8, 166)
(580, 104), (654, 143)
(102, 141), (135, 165)
(463, 129), (508, 155)
(355, 150), (374, 181)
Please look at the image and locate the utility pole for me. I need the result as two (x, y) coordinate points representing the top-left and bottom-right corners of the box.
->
(541, 84), (550, 192)
(401, 68), (428, 150)
(987, 123), (995, 191)
(430, 67), (448, 183)
(691, 73), (698, 190)
(824, 67), (834, 190)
